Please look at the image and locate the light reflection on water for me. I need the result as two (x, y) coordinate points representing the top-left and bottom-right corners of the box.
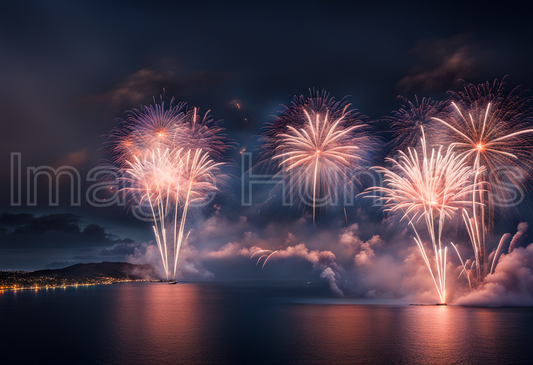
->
(1, 282), (532, 364)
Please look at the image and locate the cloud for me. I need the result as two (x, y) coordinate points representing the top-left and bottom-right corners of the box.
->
(85, 66), (223, 114)
(51, 149), (88, 168)
(98, 239), (137, 256)
(0, 212), (132, 249)
(398, 35), (483, 93)
(249, 241), (345, 297)
(338, 223), (383, 266)
(158, 214), (452, 300)
(19, 209), (529, 307)
(204, 242), (251, 259)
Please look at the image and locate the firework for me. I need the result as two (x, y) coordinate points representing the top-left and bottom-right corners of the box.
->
(109, 100), (226, 280)
(366, 128), (482, 303)
(489, 233), (512, 275)
(432, 78), (533, 280)
(262, 90), (373, 223)
(109, 99), (187, 167)
(386, 96), (446, 152)
(171, 149), (224, 279)
(451, 242), (472, 289)
(250, 250), (278, 269)
(174, 107), (228, 160)
(122, 148), (182, 279)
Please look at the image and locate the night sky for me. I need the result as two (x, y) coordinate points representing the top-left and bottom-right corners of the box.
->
(1, 0), (533, 275)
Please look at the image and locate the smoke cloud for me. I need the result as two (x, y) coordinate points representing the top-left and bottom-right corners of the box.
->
(508, 222), (528, 253)
(455, 242), (533, 307)
(118, 214), (533, 306)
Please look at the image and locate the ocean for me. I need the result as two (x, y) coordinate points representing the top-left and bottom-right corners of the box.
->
(1, 282), (532, 364)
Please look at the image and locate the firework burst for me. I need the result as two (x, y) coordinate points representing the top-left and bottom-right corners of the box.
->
(386, 96), (446, 152)
(262, 90), (374, 223)
(174, 107), (228, 160)
(109, 99), (187, 167)
(109, 99), (227, 280)
(366, 129), (483, 303)
(432, 78), (533, 280)
(122, 148), (181, 278)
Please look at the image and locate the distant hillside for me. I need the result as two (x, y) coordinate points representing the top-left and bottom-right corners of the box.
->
(0, 262), (160, 289)
(28, 262), (159, 280)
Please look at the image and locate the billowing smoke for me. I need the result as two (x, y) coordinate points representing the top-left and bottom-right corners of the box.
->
(269, 242), (345, 296)
(455, 242), (533, 307)
(126, 240), (214, 280)
(207, 238), (346, 296)
(320, 267), (344, 296)
(118, 213), (533, 306)
(126, 242), (167, 279)
(508, 222), (528, 253)
(338, 224), (383, 266)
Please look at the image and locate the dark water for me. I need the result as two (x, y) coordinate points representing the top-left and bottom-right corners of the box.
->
(1, 282), (532, 365)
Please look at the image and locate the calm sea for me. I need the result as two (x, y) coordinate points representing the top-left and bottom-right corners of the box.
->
(1, 282), (532, 364)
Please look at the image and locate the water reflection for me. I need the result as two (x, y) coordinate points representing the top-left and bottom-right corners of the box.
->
(1, 283), (532, 364)
(108, 283), (219, 363)
(284, 304), (533, 364)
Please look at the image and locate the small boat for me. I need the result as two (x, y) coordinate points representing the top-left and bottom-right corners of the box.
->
(168, 281), (178, 285)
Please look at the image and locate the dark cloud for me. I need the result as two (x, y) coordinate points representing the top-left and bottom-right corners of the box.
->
(98, 240), (137, 257)
(398, 35), (484, 93)
(0, 212), (34, 227)
(51, 149), (88, 169)
(0, 212), (132, 249)
(84, 66), (224, 115)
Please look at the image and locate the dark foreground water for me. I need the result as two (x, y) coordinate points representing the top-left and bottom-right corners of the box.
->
(1, 282), (532, 365)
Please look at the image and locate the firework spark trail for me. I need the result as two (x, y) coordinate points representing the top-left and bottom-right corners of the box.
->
(172, 149), (223, 280)
(261, 251), (278, 268)
(366, 128), (482, 303)
(250, 250), (272, 259)
(109, 100), (227, 280)
(123, 148), (183, 279)
(174, 107), (228, 159)
(250, 250), (278, 268)
(451, 242), (472, 289)
(262, 90), (373, 223)
(431, 78), (533, 280)
(490, 233), (512, 274)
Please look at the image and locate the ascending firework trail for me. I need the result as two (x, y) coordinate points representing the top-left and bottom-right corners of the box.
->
(108, 99), (227, 280)
(366, 128), (483, 304)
